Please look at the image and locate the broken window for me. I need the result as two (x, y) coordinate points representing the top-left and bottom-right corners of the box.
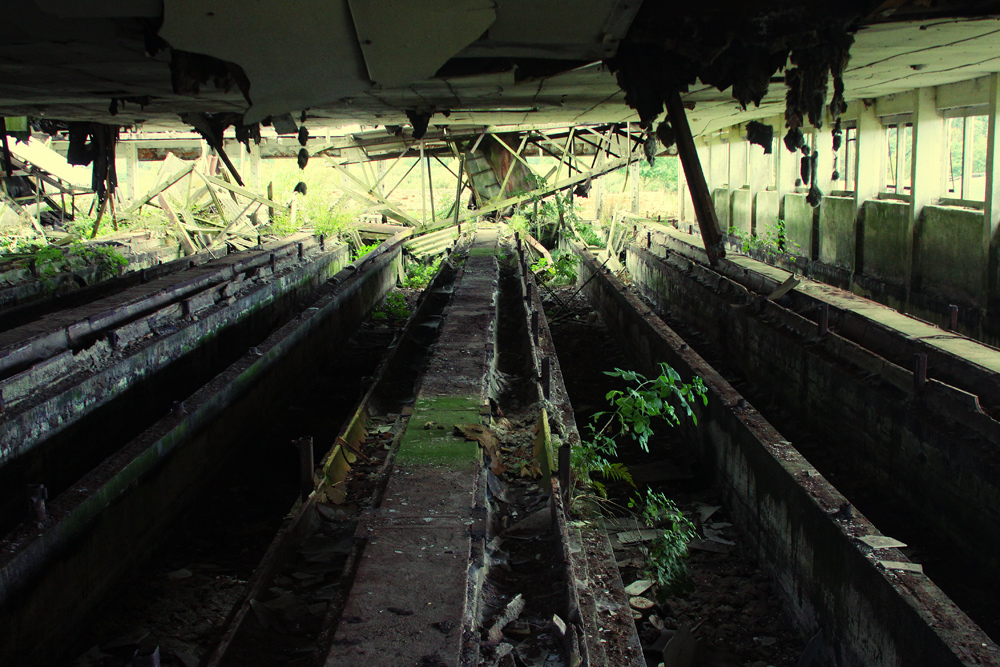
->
(883, 117), (912, 195)
(831, 124), (857, 193)
(944, 112), (988, 203)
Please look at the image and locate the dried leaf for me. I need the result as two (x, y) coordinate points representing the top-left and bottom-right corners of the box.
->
(455, 423), (505, 475)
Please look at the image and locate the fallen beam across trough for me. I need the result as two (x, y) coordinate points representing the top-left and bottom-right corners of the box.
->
(569, 240), (1000, 667)
(0, 234), (405, 667)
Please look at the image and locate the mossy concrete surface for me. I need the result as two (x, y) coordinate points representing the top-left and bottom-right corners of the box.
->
(781, 193), (814, 258)
(395, 396), (482, 465)
(712, 187), (730, 231)
(818, 196), (857, 270)
(861, 200), (910, 283)
(730, 188), (752, 235)
(915, 205), (986, 305)
(754, 190), (780, 237)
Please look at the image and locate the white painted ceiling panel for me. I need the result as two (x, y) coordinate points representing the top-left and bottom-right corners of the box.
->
(348, 0), (496, 88)
(160, 0), (372, 123)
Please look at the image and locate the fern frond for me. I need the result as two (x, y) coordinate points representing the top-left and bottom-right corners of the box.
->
(594, 462), (635, 488)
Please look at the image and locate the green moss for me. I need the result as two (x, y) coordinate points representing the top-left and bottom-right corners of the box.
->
(395, 395), (482, 465)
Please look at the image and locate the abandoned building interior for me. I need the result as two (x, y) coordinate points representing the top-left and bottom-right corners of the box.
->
(5, 1), (1000, 666)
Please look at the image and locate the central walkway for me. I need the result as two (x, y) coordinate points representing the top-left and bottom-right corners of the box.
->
(325, 229), (498, 666)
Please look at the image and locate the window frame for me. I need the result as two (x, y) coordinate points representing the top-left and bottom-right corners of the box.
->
(940, 106), (989, 209)
(829, 122), (858, 197)
(881, 113), (913, 200)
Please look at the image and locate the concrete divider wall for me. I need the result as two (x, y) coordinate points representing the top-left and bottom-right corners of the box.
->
(683, 185), (995, 342)
(819, 196), (857, 270)
(627, 245), (1000, 582)
(712, 187), (731, 231)
(914, 205), (986, 306)
(730, 188), (752, 236)
(754, 190), (780, 237)
(573, 245), (999, 667)
(861, 200), (910, 284)
(781, 193), (814, 258)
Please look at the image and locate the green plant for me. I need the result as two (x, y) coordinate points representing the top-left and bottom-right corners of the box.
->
(571, 363), (706, 499)
(507, 212), (531, 234)
(402, 257), (442, 289)
(574, 220), (605, 248)
(353, 241), (379, 260)
(729, 218), (800, 256)
(531, 251), (577, 286)
(601, 363), (708, 453)
(266, 210), (303, 238)
(76, 243), (128, 279)
(313, 204), (362, 237)
(15, 241), (128, 288)
(570, 419), (635, 499)
(372, 291), (410, 322)
(629, 489), (695, 595)
(32, 245), (65, 279)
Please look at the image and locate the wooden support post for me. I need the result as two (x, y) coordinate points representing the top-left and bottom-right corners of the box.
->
(453, 153), (465, 233)
(34, 174), (42, 233)
(420, 139), (427, 228)
(428, 155), (436, 223)
(267, 182), (274, 222)
(124, 140), (138, 202)
(158, 194), (197, 255)
(629, 159), (640, 215)
(90, 194), (109, 239)
(665, 89), (725, 264)
(248, 140), (261, 191)
(984, 73), (1000, 320)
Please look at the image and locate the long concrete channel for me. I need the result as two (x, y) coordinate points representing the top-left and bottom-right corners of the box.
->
(8, 219), (999, 667)
(564, 232), (1000, 666)
(0, 233), (405, 667)
(203, 228), (644, 667)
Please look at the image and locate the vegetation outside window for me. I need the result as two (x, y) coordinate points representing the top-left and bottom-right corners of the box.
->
(883, 119), (912, 195)
(831, 125), (857, 193)
(945, 114), (987, 202)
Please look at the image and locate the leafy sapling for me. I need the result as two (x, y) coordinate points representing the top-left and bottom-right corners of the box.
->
(599, 362), (708, 452)
(629, 489), (696, 595)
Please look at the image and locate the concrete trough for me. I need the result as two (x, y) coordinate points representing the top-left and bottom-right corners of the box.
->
(630, 231), (1000, 601)
(648, 223), (1000, 418)
(0, 237), (347, 480)
(570, 240), (999, 667)
(513, 232), (645, 667)
(0, 235), (404, 667)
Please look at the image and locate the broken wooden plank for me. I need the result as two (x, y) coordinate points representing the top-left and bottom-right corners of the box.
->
(421, 153), (633, 232)
(89, 194), (109, 238)
(325, 158), (420, 226)
(523, 233), (553, 266)
(158, 195), (198, 255)
(665, 88), (725, 265)
(120, 164), (195, 218)
(199, 171), (285, 210)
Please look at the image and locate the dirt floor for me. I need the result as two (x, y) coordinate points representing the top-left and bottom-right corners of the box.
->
(546, 285), (809, 667)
